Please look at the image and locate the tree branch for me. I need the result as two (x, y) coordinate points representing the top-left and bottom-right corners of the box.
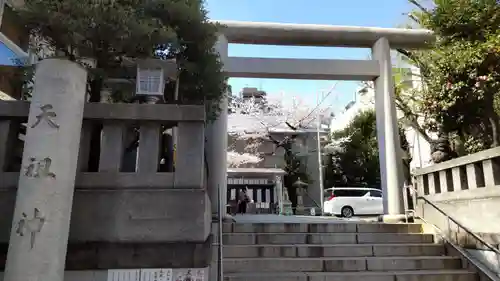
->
(267, 134), (281, 146)
(395, 95), (433, 143)
(408, 0), (430, 14)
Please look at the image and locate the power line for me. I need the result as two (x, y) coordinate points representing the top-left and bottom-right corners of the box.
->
(299, 82), (339, 128)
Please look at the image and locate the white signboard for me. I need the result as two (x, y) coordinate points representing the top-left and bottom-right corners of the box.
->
(141, 268), (173, 281)
(227, 178), (270, 185)
(107, 269), (172, 281)
(173, 268), (204, 281)
(107, 269), (141, 281)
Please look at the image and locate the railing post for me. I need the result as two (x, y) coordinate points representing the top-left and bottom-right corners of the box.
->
(451, 167), (466, 192)
(428, 172), (437, 195)
(77, 121), (92, 172)
(137, 122), (161, 173)
(415, 175), (424, 196)
(0, 120), (18, 172)
(482, 159), (500, 187)
(99, 122), (125, 172)
(465, 164), (479, 189)
(438, 170), (449, 193)
(174, 121), (204, 188)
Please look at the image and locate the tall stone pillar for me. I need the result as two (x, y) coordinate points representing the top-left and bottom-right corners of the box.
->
(206, 35), (229, 217)
(4, 59), (87, 281)
(275, 175), (284, 215)
(372, 38), (405, 215)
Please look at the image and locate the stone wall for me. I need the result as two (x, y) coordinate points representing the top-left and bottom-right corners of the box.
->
(413, 146), (500, 237)
(0, 65), (211, 274)
(413, 147), (500, 274)
(0, 269), (211, 281)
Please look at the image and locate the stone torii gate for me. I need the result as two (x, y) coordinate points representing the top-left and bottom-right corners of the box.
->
(205, 20), (434, 219)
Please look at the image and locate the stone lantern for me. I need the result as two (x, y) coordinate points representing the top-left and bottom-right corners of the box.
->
(135, 59), (178, 104)
(293, 178), (308, 215)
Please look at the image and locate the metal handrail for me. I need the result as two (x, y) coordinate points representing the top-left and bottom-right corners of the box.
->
(217, 185), (224, 281)
(423, 199), (500, 254)
(405, 185), (500, 255)
(404, 184), (500, 279)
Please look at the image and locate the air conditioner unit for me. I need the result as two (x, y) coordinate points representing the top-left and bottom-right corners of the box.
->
(136, 66), (165, 96)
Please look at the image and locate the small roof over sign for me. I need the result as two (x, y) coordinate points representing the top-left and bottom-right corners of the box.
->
(227, 167), (286, 176)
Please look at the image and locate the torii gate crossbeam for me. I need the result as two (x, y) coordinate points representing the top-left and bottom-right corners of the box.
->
(206, 20), (434, 220)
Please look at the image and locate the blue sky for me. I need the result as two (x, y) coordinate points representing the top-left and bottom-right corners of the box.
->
(206, 0), (415, 111)
(0, 44), (19, 65)
(0, 0), (414, 111)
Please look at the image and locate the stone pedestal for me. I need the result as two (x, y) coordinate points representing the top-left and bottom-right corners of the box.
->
(296, 188), (305, 215)
(4, 59), (87, 281)
(282, 189), (293, 216)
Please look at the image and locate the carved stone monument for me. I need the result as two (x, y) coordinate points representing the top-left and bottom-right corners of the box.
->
(4, 59), (87, 281)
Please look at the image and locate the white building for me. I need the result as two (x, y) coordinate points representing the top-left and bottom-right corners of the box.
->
(329, 67), (434, 171)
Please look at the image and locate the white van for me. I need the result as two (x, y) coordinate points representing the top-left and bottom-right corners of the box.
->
(323, 187), (383, 218)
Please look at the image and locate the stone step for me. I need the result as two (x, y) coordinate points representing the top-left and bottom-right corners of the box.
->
(223, 243), (445, 258)
(223, 270), (477, 281)
(224, 223), (423, 234)
(222, 233), (434, 245)
(223, 256), (462, 272)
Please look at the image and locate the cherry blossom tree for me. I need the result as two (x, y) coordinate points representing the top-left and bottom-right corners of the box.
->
(227, 92), (332, 213)
(227, 151), (263, 168)
(227, 93), (326, 167)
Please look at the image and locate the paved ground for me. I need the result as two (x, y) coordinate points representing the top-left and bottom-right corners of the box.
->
(232, 214), (378, 223)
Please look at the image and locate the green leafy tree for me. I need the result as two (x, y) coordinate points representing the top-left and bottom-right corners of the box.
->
(325, 110), (411, 188)
(19, 0), (227, 110)
(19, 0), (228, 170)
(327, 110), (381, 188)
(360, 66), (435, 148)
(400, 0), (500, 155)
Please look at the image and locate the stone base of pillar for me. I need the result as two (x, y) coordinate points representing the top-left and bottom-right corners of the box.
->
(212, 213), (236, 222)
(377, 214), (414, 223)
(0, 240), (212, 270)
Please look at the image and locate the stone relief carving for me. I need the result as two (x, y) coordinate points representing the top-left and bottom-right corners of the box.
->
(30, 104), (60, 129)
(24, 157), (56, 179)
(15, 208), (45, 250)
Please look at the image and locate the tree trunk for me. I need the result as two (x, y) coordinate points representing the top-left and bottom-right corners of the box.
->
(409, 119), (433, 144)
(455, 130), (467, 156)
(488, 112), (500, 147)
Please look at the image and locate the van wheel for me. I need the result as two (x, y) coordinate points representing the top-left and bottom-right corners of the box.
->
(341, 206), (354, 218)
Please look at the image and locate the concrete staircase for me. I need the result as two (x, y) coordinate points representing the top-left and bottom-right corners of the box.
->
(221, 222), (478, 281)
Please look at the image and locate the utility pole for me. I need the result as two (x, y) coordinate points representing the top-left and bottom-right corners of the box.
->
(316, 91), (325, 216)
